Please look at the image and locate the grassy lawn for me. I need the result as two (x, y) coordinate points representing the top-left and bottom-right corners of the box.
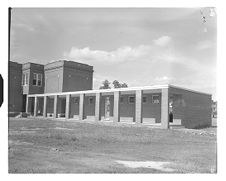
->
(8, 118), (217, 173)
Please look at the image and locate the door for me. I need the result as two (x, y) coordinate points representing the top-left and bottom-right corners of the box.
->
(22, 95), (27, 112)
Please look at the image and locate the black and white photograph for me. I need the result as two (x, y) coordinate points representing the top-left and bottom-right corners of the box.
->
(1, 0), (223, 176)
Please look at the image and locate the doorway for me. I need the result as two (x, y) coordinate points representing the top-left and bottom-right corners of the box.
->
(22, 94), (27, 112)
(169, 112), (173, 123)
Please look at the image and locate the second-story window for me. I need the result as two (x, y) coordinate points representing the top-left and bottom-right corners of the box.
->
(33, 73), (42, 86)
(22, 73), (29, 85)
(37, 74), (42, 86)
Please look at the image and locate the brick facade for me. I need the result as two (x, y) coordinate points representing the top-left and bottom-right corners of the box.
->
(9, 61), (23, 112)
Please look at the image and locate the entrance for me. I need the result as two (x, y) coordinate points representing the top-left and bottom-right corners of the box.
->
(169, 99), (173, 123)
(169, 112), (173, 123)
(105, 97), (110, 120)
(22, 94), (27, 112)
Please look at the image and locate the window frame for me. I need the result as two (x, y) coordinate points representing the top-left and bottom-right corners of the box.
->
(22, 72), (29, 86)
(142, 96), (147, 104)
(152, 95), (160, 104)
(37, 73), (42, 86)
(128, 96), (135, 104)
(33, 73), (42, 87)
(88, 97), (94, 104)
(73, 97), (79, 104)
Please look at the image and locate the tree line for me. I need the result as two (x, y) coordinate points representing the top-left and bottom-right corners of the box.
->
(99, 80), (128, 89)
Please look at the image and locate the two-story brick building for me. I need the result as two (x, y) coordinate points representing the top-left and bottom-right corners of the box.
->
(9, 60), (93, 115)
(9, 59), (212, 129)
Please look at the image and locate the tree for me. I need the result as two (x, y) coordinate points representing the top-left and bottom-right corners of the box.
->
(121, 83), (128, 88)
(112, 80), (128, 88)
(99, 79), (111, 89)
(112, 80), (121, 88)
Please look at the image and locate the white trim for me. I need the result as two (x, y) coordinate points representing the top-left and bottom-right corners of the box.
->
(27, 84), (212, 98)
(28, 84), (169, 97)
(22, 72), (29, 86)
(168, 85), (212, 96)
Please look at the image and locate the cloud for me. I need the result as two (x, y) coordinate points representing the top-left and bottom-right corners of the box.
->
(12, 22), (35, 32)
(153, 36), (172, 47)
(63, 35), (174, 64)
(154, 76), (172, 83)
(64, 45), (153, 63)
(196, 40), (213, 50)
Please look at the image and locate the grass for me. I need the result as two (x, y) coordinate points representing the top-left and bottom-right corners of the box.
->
(8, 117), (217, 173)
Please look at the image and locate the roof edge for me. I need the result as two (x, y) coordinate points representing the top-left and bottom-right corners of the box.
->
(168, 84), (212, 96)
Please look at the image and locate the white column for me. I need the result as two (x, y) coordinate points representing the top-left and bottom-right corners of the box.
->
(26, 96), (29, 113)
(161, 88), (169, 129)
(53, 95), (58, 118)
(135, 90), (143, 123)
(79, 94), (85, 120)
(95, 93), (101, 121)
(34, 96), (38, 117)
(43, 96), (47, 117)
(65, 94), (71, 119)
(113, 91), (120, 122)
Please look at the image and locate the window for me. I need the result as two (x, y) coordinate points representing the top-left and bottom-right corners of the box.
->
(142, 96), (147, 103)
(73, 97), (79, 104)
(33, 73), (42, 86)
(152, 95), (160, 104)
(37, 74), (42, 86)
(89, 97), (94, 104)
(128, 96), (135, 104)
(22, 73), (29, 85)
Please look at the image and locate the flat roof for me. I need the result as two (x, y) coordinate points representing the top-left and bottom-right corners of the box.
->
(44, 60), (93, 71)
(28, 84), (211, 97)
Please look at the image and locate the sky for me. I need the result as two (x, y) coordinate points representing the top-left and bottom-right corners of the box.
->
(10, 8), (217, 100)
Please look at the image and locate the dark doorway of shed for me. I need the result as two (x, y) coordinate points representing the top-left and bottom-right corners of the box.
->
(57, 97), (66, 118)
(22, 94), (27, 112)
(169, 94), (182, 126)
(169, 112), (173, 123)
(30, 97), (34, 116)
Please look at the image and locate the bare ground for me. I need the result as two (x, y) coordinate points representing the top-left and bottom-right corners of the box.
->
(8, 117), (217, 173)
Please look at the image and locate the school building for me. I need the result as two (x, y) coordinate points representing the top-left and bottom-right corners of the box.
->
(9, 60), (212, 129)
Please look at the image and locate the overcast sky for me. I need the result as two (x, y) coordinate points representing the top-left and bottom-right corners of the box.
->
(10, 8), (217, 100)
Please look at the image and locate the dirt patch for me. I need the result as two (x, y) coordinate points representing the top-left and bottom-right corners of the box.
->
(177, 128), (217, 137)
(9, 140), (34, 146)
(21, 127), (43, 131)
(9, 130), (37, 135)
(116, 160), (174, 172)
(54, 127), (74, 131)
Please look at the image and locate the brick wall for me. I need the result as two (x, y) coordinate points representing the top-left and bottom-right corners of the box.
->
(143, 93), (161, 123)
(84, 95), (95, 117)
(69, 96), (80, 118)
(169, 87), (212, 128)
(22, 63), (45, 95)
(9, 62), (23, 112)
(63, 67), (93, 92)
(45, 68), (64, 93)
